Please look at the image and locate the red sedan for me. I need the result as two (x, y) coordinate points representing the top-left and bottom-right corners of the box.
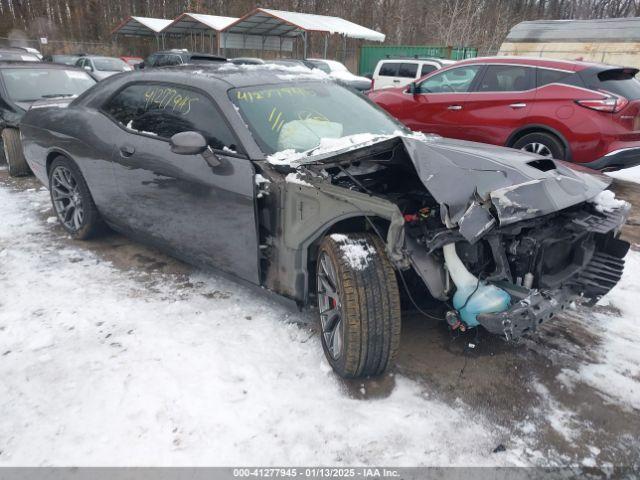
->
(368, 56), (640, 170)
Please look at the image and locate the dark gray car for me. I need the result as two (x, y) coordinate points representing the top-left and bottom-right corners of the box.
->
(0, 62), (95, 175)
(19, 64), (631, 378)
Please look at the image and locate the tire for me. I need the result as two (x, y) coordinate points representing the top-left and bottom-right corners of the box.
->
(48, 156), (103, 239)
(512, 131), (565, 160)
(316, 232), (401, 378)
(2, 128), (31, 177)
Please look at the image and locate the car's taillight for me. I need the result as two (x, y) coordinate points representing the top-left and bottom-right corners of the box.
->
(576, 91), (628, 113)
(370, 78), (375, 91)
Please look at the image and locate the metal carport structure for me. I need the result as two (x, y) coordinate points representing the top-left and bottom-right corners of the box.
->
(220, 8), (385, 58)
(160, 13), (238, 53)
(111, 16), (173, 48)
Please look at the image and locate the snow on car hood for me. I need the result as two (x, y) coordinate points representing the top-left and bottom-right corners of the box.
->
(271, 133), (612, 242)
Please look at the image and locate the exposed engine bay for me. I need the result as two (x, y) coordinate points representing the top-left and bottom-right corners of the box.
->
(268, 134), (631, 339)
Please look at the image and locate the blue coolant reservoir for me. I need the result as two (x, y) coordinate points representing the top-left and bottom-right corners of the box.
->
(442, 243), (511, 328)
(453, 283), (512, 327)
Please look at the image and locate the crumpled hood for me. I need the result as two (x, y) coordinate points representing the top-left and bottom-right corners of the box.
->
(402, 136), (610, 241)
(293, 133), (611, 242)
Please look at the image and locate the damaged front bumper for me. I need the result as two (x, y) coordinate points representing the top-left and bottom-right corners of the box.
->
(475, 230), (629, 340)
(476, 285), (573, 340)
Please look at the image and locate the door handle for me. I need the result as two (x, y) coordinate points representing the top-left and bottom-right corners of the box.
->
(509, 103), (527, 109)
(447, 105), (463, 111)
(119, 145), (135, 157)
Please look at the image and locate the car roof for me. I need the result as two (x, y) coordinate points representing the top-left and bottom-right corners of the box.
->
(0, 61), (82, 70)
(378, 57), (449, 64)
(118, 63), (329, 89)
(0, 47), (32, 53)
(84, 55), (122, 60)
(452, 56), (622, 71)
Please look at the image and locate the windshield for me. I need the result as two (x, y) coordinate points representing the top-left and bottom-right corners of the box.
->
(231, 82), (404, 154)
(94, 58), (128, 71)
(307, 60), (331, 74)
(0, 69), (96, 102)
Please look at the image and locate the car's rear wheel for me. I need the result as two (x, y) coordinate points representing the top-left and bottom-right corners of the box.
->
(49, 157), (103, 239)
(2, 128), (31, 177)
(512, 132), (565, 160)
(316, 233), (401, 378)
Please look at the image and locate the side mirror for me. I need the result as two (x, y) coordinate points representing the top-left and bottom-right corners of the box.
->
(170, 131), (207, 155)
(408, 82), (417, 94)
(83, 65), (93, 72)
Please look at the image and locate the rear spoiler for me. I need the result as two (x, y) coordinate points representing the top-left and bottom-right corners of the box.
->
(597, 68), (639, 81)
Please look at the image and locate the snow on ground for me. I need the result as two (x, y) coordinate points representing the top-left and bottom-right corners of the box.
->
(607, 165), (640, 184)
(0, 183), (519, 466)
(560, 252), (640, 412)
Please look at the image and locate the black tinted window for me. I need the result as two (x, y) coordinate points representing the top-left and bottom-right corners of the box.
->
(103, 83), (237, 151)
(537, 68), (575, 87)
(478, 65), (533, 92)
(420, 64), (437, 77)
(378, 63), (399, 77)
(591, 69), (640, 99)
(398, 63), (418, 78)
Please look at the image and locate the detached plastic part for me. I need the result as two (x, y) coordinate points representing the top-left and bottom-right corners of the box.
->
(443, 243), (511, 327)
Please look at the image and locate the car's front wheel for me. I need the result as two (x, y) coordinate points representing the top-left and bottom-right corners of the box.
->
(316, 233), (401, 378)
(512, 131), (565, 160)
(2, 128), (31, 177)
(49, 157), (103, 239)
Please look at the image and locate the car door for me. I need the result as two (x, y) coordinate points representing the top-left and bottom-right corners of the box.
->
(461, 64), (536, 145)
(403, 64), (484, 138)
(101, 82), (260, 284)
(374, 61), (401, 90)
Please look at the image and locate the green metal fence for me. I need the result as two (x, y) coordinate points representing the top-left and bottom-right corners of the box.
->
(358, 45), (478, 75)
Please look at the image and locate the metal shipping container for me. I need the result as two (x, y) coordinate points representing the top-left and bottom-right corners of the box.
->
(358, 45), (477, 75)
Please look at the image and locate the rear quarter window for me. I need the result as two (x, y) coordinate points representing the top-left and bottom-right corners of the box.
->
(536, 68), (578, 88)
(591, 69), (640, 99)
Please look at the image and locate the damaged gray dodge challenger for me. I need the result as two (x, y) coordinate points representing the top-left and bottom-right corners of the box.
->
(19, 64), (631, 378)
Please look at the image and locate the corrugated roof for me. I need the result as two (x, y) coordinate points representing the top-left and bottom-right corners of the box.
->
(161, 13), (238, 35)
(112, 16), (172, 36)
(222, 8), (385, 42)
(505, 17), (640, 43)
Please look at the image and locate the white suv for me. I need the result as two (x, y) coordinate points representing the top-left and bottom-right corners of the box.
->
(371, 58), (456, 90)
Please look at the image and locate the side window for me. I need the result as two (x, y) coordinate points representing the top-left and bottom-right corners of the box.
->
(420, 64), (438, 77)
(102, 83), (238, 151)
(166, 55), (181, 66)
(398, 62), (418, 78)
(76, 58), (84, 68)
(153, 55), (168, 67)
(378, 62), (399, 77)
(417, 65), (482, 94)
(477, 65), (534, 92)
(537, 68), (575, 88)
